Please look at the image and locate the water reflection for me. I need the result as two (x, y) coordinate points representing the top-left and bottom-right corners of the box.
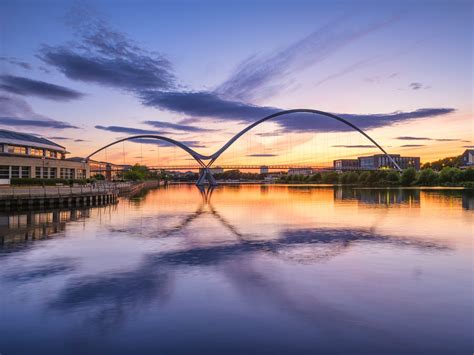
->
(0, 208), (91, 245)
(0, 185), (471, 354)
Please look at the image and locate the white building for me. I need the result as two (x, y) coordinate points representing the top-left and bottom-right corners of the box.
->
(0, 130), (89, 182)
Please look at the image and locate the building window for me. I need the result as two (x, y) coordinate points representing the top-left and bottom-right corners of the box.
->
(76, 169), (86, 179)
(11, 166), (20, 178)
(45, 150), (58, 158)
(0, 166), (9, 179)
(60, 168), (74, 179)
(49, 168), (57, 179)
(35, 167), (42, 178)
(8, 146), (27, 155)
(20, 167), (30, 178)
(30, 148), (43, 157)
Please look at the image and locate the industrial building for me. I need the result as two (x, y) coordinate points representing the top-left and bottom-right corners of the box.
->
(0, 130), (89, 183)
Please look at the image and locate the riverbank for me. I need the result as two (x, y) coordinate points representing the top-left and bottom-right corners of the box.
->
(0, 180), (164, 210)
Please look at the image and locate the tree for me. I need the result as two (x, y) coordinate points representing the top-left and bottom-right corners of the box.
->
(347, 171), (359, 184)
(386, 171), (400, 183)
(322, 171), (339, 184)
(123, 164), (149, 181)
(417, 168), (438, 185)
(358, 171), (370, 184)
(310, 173), (321, 182)
(400, 167), (417, 186)
(423, 155), (463, 170)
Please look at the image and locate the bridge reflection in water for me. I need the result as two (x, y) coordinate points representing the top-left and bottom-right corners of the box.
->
(0, 185), (471, 355)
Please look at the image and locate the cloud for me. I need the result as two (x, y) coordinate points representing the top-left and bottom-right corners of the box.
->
(246, 153), (278, 157)
(0, 75), (84, 101)
(36, 12), (454, 138)
(216, 15), (400, 101)
(142, 90), (455, 132)
(129, 137), (205, 148)
(0, 56), (31, 70)
(0, 117), (79, 129)
(396, 136), (431, 140)
(332, 144), (376, 148)
(256, 131), (284, 137)
(38, 17), (175, 93)
(400, 144), (425, 147)
(143, 120), (215, 132)
(409, 82), (430, 90)
(396, 136), (468, 142)
(463, 146), (474, 149)
(48, 136), (88, 142)
(48, 136), (70, 140)
(95, 125), (171, 135)
(0, 95), (79, 129)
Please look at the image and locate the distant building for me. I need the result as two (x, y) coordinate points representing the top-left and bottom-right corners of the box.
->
(288, 167), (313, 175)
(260, 165), (269, 174)
(199, 166), (224, 175)
(88, 160), (131, 181)
(461, 149), (473, 167)
(358, 154), (420, 170)
(334, 154), (420, 171)
(333, 159), (359, 170)
(0, 129), (89, 183)
(210, 167), (224, 174)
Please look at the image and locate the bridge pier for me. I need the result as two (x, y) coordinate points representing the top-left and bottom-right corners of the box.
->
(196, 167), (217, 186)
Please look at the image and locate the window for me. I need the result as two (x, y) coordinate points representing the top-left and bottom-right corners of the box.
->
(8, 146), (27, 155)
(21, 167), (30, 178)
(45, 150), (58, 158)
(11, 166), (20, 178)
(35, 167), (42, 178)
(60, 168), (74, 179)
(49, 168), (57, 179)
(30, 148), (43, 157)
(76, 169), (86, 179)
(0, 166), (9, 179)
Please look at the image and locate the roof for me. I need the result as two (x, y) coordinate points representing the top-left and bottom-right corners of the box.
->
(0, 129), (65, 150)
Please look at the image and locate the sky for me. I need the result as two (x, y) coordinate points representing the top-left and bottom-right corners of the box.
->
(0, 0), (472, 167)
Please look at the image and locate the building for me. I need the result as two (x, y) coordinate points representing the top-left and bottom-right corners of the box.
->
(333, 159), (359, 170)
(461, 149), (474, 167)
(260, 165), (269, 174)
(88, 159), (131, 181)
(0, 130), (89, 183)
(288, 167), (313, 175)
(358, 154), (420, 170)
(334, 154), (420, 171)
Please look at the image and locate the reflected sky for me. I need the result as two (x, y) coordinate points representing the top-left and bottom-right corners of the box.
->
(0, 185), (472, 354)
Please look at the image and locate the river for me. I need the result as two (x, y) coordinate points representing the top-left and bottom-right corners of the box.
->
(0, 185), (472, 354)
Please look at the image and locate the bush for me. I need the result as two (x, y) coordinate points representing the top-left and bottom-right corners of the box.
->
(358, 171), (370, 184)
(386, 171), (400, 183)
(310, 173), (321, 182)
(321, 172), (339, 184)
(346, 171), (359, 184)
(400, 167), (417, 186)
(417, 168), (438, 185)
(461, 168), (474, 182)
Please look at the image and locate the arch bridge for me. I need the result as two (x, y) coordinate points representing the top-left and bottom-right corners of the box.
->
(86, 109), (401, 186)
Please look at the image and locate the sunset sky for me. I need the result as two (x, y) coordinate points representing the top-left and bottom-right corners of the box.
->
(0, 0), (472, 167)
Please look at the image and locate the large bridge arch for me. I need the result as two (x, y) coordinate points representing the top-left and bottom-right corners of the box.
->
(85, 135), (207, 167)
(206, 109), (401, 170)
(86, 109), (401, 185)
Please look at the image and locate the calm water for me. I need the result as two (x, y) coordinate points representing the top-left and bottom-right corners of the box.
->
(0, 185), (472, 355)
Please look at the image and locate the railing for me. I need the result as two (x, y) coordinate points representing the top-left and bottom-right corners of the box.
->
(0, 185), (118, 199)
